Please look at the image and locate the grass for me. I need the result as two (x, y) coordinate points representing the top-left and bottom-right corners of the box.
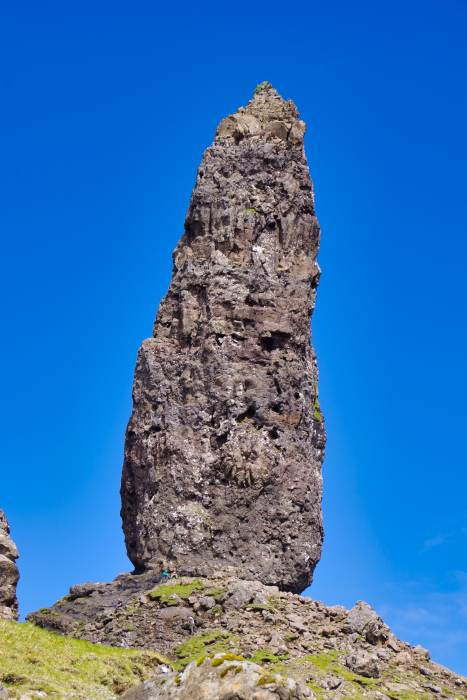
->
(0, 619), (169, 699)
(301, 651), (338, 672)
(386, 693), (433, 700)
(337, 665), (378, 686)
(313, 397), (323, 422)
(148, 579), (204, 606)
(306, 679), (325, 699)
(245, 603), (275, 613)
(283, 651), (382, 697)
(284, 632), (298, 642)
(206, 605), (223, 617)
(249, 648), (289, 665)
(174, 630), (239, 670)
(204, 587), (226, 601)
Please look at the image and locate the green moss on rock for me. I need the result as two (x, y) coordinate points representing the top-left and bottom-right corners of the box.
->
(257, 672), (277, 686)
(205, 587), (226, 601)
(313, 397), (323, 422)
(249, 648), (289, 665)
(245, 603), (275, 613)
(386, 691), (433, 700)
(148, 579), (204, 605)
(298, 651), (338, 672)
(174, 630), (239, 670)
(211, 652), (246, 667)
(306, 679), (325, 699)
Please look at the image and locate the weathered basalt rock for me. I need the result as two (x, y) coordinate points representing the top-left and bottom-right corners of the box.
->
(0, 510), (19, 620)
(121, 82), (325, 593)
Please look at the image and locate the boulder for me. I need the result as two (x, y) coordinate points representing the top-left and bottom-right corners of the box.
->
(346, 601), (389, 644)
(345, 649), (381, 678)
(121, 654), (313, 699)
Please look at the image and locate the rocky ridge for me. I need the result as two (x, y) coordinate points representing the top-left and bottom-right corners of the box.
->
(0, 510), (19, 621)
(120, 81), (325, 593)
(29, 574), (467, 698)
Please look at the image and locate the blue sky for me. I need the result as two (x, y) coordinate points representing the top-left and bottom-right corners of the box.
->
(1, 0), (467, 675)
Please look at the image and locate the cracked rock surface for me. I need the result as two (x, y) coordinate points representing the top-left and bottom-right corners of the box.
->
(0, 510), (19, 621)
(120, 82), (325, 593)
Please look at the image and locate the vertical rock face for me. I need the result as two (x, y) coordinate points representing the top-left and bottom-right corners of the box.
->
(121, 83), (325, 593)
(0, 509), (19, 620)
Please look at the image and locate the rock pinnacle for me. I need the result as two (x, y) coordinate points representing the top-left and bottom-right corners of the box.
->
(120, 84), (325, 592)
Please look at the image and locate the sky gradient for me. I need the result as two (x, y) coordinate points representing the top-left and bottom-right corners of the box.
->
(1, 1), (467, 675)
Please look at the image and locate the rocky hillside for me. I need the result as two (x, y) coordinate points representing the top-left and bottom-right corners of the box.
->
(0, 618), (167, 699)
(29, 574), (467, 698)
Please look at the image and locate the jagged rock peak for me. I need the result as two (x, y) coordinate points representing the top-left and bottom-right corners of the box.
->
(121, 84), (325, 593)
(216, 82), (305, 144)
(0, 509), (19, 620)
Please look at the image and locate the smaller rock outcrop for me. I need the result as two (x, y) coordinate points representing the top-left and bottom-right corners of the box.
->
(0, 510), (19, 620)
(121, 654), (312, 700)
(345, 600), (389, 644)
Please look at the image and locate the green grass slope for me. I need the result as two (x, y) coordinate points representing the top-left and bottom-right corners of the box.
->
(0, 619), (169, 699)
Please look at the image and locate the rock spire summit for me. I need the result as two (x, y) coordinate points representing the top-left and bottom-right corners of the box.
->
(120, 85), (325, 592)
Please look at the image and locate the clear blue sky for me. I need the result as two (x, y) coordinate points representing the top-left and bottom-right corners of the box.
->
(1, 0), (466, 676)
